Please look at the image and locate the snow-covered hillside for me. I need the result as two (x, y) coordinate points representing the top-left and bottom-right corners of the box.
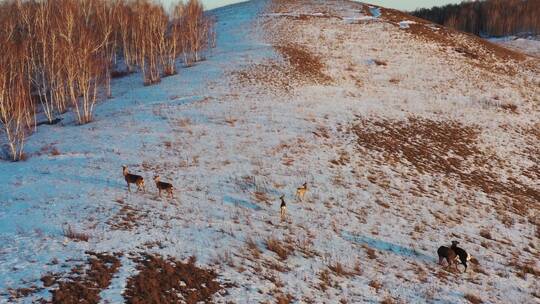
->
(1, 0), (538, 303)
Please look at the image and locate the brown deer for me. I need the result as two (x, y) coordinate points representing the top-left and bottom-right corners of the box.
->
(153, 175), (174, 198)
(122, 165), (145, 192)
(296, 182), (308, 201)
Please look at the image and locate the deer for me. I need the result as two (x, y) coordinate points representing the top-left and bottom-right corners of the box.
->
(280, 195), (287, 221)
(296, 182), (308, 201)
(437, 244), (459, 271)
(122, 165), (145, 192)
(451, 241), (472, 272)
(153, 175), (174, 199)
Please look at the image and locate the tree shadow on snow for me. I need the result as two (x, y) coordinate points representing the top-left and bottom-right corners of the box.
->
(223, 195), (262, 211)
(342, 231), (436, 263)
(81, 175), (126, 189)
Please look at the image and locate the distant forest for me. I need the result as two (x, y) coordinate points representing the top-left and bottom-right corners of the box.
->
(411, 0), (540, 37)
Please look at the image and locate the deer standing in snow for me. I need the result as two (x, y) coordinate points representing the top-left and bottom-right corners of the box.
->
(451, 241), (472, 272)
(296, 182), (308, 201)
(122, 165), (145, 192)
(280, 195), (287, 221)
(437, 244), (458, 271)
(153, 175), (174, 199)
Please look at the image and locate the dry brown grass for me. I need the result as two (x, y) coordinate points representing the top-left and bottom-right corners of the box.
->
(351, 117), (540, 205)
(353, 260), (363, 276)
(275, 294), (295, 304)
(369, 280), (383, 293)
(274, 44), (332, 84)
(6, 286), (42, 302)
(464, 293), (484, 304)
(365, 247), (377, 260)
(353, 117), (481, 175)
(265, 237), (294, 261)
(509, 259), (540, 280)
(50, 147), (61, 156)
(246, 237), (262, 259)
(253, 191), (271, 205)
(107, 204), (143, 231)
(380, 297), (395, 304)
(41, 274), (56, 287)
(330, 150), (350, 166)
(232, 61), (294, 93)
(124, 254), (223, 304)
(499, 103), (518, 113)
(48, 252), (121, 304)
(479, 229), (493, 240)
(328, 262), (355, 277)
(318, 269), (332, 291)
(378, 5), (526, 76)
(63, 225), (89, 242)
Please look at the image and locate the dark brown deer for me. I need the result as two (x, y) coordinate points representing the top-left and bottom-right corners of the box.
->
(451, 241), (472, 272)
(122, 165), (145, 192)
(153, 175), (174, 198)
(437, 245), (458, 271)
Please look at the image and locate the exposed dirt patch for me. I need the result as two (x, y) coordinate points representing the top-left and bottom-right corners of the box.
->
(351, 117), (539, 205)
(464, 293), (484, 304)
(44, 252), (121, 304)
(232, 44), (331, 92)
(124, 254), (224, 304)
(269, 0), (314, 14)
(107, 200), (144, 231)
(353, 117), (482, 174)
(275, 44), (332, 84)
(5, 286), (44, 302)
(265, 237), (294, 261)
(5, 252), (121, 303)
(233, 1), (330, 92)
(521, 124), (540, 181)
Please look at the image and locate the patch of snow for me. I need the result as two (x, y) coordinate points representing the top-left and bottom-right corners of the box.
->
(488, 36), (517, 43)
(426, 23), (440, 31)
(98, 255), (136, 303)
(342, 16), (376, 23)
(368, 6), (381, 18)
(398, 20), (416, 29)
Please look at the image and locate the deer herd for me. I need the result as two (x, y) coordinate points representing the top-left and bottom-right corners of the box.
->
(122, 165), (174, 199)
(121, 165), (473, 274)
